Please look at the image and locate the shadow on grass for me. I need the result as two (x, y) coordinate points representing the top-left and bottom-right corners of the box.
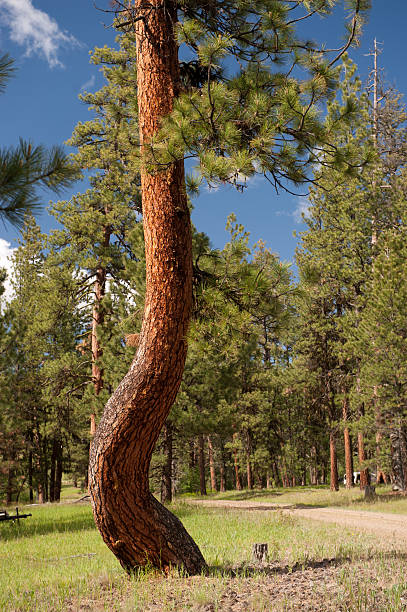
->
(213, 490), (284, 502)
(207, 551), (407, 578)
(0, 508), (95, 542)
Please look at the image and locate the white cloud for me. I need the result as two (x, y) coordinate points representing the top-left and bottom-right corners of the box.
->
(0, 238), (15, 303)
(80, 74), (96, 92)
(0, 0), (79, 68)
(293, 196), (310, 224)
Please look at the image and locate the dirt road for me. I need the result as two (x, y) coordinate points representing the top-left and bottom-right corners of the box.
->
(189, 499), (407, 541)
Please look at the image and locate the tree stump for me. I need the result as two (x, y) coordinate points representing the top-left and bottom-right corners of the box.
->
(252, 543), (268, 564)
(364, 485), (376, 501)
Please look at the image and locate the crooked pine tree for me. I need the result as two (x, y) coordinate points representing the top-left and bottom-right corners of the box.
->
(89, 0), (370, 573)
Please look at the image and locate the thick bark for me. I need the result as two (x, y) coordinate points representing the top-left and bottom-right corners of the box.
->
(207, 435), (217, 492)
(89, 0), (206, 574)
(198, 434), (207, 496)
(329, 432), (339, 491)
(160, 422), (173, 504)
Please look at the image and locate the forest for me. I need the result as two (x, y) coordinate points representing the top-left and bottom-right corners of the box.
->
(3, 0), (407, 602)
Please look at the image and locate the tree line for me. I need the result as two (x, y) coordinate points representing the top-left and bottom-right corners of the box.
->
(10, 0), (407, 575)
(3, 26), (407, 508)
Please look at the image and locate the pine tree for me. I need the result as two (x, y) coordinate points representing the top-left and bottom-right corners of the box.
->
(89, 0), (370, 573)
(49, 33), (144, 451)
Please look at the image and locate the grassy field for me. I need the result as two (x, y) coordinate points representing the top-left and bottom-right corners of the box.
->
(2, 488), (407, 610)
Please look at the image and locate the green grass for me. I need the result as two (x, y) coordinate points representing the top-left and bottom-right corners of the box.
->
(2, 494), (407, 610)
(187, 484), (407, 514)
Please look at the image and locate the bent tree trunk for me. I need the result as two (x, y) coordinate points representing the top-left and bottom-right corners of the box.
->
(88, 0), (206, 574)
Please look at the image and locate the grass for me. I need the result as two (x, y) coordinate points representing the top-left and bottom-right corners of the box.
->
(187, 484), (407, 514)
(2, 490), (407, 610)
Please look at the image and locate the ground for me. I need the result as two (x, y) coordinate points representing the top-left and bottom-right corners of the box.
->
(3, 486), (407, 611)
(190, 498), (407, 543)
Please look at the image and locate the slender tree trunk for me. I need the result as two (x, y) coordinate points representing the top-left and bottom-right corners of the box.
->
(160, 422), (173, 504)
(50, 438), (56, 502)
(89, 0), (206, 574)
(43, 438), (49, 502)
(207, 435), (217, 492)
(309, 446), (317, 485)
(232, 433), (242, 490)
(247, 461), (253, 490)
(6, 464), (13, 504)
(358, 431), (369, 489)
(198, 434), (207, 496)
(343, 397), (353, 489)
(219, 440), (226, 492)
(329, 432), (339, 491)
(246, 430), (253, 489)
(272, 461), (282, 487)
(349, 434), (355, 479)
(28, 449), (33, 503)
(55, 439), (63, 502)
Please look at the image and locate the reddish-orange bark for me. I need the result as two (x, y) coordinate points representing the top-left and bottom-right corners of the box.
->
(88, 0), (206, 574)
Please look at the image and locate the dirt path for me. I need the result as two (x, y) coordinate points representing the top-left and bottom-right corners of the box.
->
(189, 499), (407, 541)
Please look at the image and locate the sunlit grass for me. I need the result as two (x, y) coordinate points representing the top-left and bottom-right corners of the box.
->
(186, 484), (407, 514)
(2, 494), (407, 610)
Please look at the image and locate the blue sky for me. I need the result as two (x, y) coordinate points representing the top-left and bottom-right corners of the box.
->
(0, 1), (406, 278)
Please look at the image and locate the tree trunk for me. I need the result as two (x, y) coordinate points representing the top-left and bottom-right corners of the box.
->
(232, 433), (242, 490)
(272, 461), (282, 487)
(247, 461), (253, 490)
(90, 254), (108, 436)
(198, 434), (207, 496)
(344, 427), (353, 488)
(89, 0), (206, 575)
(28, 449), (33, 503)
(160, 422), (173, 504)
(219, 440), (226, 492)
(343, 397), (353, 489)
(55, 439), (63, 502)
(50, 438), (57, 502)
(329, 432), (339, 491)
(390, 424), (407, 491)
(6, 464), (13, 504)
(358, 431), (369, 489)
(207, 435), (217, 492)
